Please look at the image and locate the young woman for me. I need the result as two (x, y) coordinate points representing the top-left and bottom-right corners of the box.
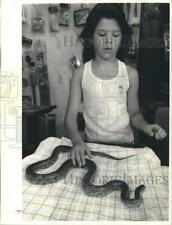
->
(65, 4), (166, 167)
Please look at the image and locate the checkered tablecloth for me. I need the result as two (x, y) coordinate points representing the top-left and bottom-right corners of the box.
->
(22, 137), (169, 221)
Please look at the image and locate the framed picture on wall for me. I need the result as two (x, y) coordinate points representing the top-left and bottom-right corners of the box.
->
(73, 8), (89, 26)
(59, 3), (71, 26)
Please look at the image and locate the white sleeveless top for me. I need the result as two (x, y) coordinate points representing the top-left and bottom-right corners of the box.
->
(81, 59), (134, 144)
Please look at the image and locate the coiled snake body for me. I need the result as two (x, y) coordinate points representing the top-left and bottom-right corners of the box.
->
(25, 145), (145, 207)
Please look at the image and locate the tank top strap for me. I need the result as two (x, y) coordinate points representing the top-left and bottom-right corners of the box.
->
(118, 60), (130, 89)
(82, 60), (92, 87)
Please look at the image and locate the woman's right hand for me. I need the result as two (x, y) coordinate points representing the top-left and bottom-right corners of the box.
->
(71, 142), (93, 167)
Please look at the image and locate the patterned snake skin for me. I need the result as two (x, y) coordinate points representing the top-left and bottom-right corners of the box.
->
(25, 145), (145, 207)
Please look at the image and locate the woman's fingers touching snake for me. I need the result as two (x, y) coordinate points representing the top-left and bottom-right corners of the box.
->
(80, 152), (85, 166)
(76, 150), (82, 167)
(71, 151), (76, 166)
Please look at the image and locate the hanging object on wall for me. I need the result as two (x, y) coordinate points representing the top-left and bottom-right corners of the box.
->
(123, 3), (130, 22)
(123, 3), (141, 26)
(73, 8), (90, 27)
(59, 4), (71, 26)
(48, 5), (60, 32)
(32, 5), (45, 33)
(24, 50), (39, 105)
(143, 3), (160, 20)
(22, 95), (32, 107)
(34, 39), (50, 105)
(24, 50), (35, 67)
(70, 55), (81, 70)
(22, 36), (33, 48)
(128, 3), (141, 26)
(22, 6), (28, 24)
(126, 3), (130, 22)
(127, 40), (137, 59)
(29, 62), (38, 105)
(80, 3), (92, 10)
(35, 39), (46, 52)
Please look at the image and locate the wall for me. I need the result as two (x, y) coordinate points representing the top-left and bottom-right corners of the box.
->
(22, 4), (93, 137)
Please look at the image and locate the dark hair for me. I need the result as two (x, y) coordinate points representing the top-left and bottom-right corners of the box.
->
(79, 3), (133, 63)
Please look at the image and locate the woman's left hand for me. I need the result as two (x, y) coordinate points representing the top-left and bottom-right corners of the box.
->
(143, 124), (167, 140)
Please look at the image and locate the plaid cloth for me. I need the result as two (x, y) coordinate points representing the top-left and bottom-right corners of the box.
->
(22, 137), (169, 221)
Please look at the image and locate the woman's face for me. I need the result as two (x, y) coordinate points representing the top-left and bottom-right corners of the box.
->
(92, 18), (122, 60)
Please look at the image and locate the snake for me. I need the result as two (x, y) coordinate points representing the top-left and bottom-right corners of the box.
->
(25, 145), (145, 208)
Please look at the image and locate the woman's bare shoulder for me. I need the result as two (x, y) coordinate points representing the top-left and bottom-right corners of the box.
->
(126, 65), (138, 77)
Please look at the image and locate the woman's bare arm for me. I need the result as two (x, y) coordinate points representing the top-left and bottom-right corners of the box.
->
(127, 66), (148, 131)
(64, 65), (92, 166)
(64, 66), (84, 145)
(127, 66), (166, 140)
